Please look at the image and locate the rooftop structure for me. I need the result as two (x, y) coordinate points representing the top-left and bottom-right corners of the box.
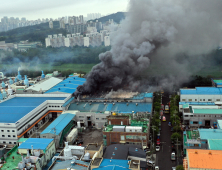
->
(211, 78), (222, 87)
(186, 149), (222, 169)
(92, 159), (132, 170)
(217, 120), (222, 129)
(45, 76), (86, 94)
(50, 160), (89, 170)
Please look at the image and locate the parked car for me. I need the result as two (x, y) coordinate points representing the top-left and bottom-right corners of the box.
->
(159, 116), (162, 120)
(157, 131), (160, 137)
(155, 166), (159, 170)
(171, 152), (176, 160)
(172, 167), (176, 170)
(171, 127), (174, 132)
(165, 105), (169, 110)
(147, 160), (155, 166)
(156, 145), (160, 151)
(168, 122), (171, 126)
(156, 139), (160, 145)
(162, 116), (166, 121)
(161, 104), (164, 110)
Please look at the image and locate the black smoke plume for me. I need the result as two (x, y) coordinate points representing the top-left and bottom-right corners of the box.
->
(75, 0), (222, 96)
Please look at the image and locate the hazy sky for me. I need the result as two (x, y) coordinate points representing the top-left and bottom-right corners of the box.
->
(0, 0), (129, 20)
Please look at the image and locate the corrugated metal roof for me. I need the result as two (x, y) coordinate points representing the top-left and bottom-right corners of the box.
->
(217, 120), (222, 129)
(208, 139), (222, 150)
(68, 102), (152, 113)
(93, 159), (130, 170)
(187, 149), (222, 169)
(45, 76), (86, 94)
(41, 113), (75, 135)
(26, 77), (63, 92)
(18, 138), (53, 150)
(62, 97), (74, 107)
(199, 129), (222, 140)
(0, 97), (66, 123)
(180, 87), (222, 95)
(193, 109), (222, 114)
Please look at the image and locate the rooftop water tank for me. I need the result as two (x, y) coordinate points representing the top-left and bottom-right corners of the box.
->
(9, 78), (13, 85)
(34, 150), (40, 157)
(1, 81), (5, 89)
(17, 71), (22, 80)
(83, 152), (90, 160)
(41, 70), (45, 79)
(26, 162), (32, 169)
(64, 142), (72, 157)
(0, 92), (3, 100)
(24, 75), (29, 87)
(24, 150), (31, 163)
(2, 89), (7, 98)
(18, 156), (25, 169)
(7, 85), (13, 95)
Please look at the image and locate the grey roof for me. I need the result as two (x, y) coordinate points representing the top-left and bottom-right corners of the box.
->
(27, 77), (63, 92)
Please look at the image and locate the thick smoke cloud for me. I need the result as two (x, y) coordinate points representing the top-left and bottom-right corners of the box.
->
(75, 0), (222, 95)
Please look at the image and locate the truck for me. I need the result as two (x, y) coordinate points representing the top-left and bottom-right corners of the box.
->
(66, 128), (78, 144)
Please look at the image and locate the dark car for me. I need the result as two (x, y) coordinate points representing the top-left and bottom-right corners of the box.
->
(75, 139), (83, 145)
(171, 127), (174, 132)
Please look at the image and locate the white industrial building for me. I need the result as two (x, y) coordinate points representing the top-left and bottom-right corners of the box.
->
(0, 93), (71, 146)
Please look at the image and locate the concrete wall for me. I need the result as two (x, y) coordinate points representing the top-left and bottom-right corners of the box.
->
(103, 131), (148, 146)
(180, 94), (222, 102)
(76, 112), (109, 128)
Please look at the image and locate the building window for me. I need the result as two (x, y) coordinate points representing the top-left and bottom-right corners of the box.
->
(182, 99), (186, 101)
(14, 142), (16, 144)
(189, 99), (192, 101)
(7, 130), (10, 132)
(208, 99), (212, 101)
(1, 130), (3, 132)
(216, 99), (220, 101)
(184, 115), (188, 117)
(79, 116), (84, 118)
(9, 142), (12, 144)
(193, 121), (198, 124)
(96, 118), (99, 120)
(200, 99), (202, 101)
(13, 135), (16, 137)
(195, 99), (197, 101)
(8, 135), (11, 137)
(2, 135), (5, 137)
(3, 141), (6, 144)
(203, 99), (205, 101)
(12, 130), (15, 132)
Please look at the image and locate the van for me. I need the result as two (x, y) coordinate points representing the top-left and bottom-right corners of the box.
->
(171, 152), (176, 160)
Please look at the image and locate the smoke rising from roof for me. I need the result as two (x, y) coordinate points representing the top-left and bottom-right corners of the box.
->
(75, 0), (222, 95)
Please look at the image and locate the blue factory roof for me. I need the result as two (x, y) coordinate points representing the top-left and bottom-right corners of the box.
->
(62, 97), (74, 107)
(93, 159), (130, 170)
(131, 93), (153, 99)
(0, 97), (66, 123)
(68, 102), (152, 113)
(180, 87), (222, 95)
(18, 138), (53, 151)
(45, 76), (86, 94)
(41, 113), (75, 135)
(179, 102), (215, 105)
(208, 139), (222, 150)
(199, 129), (222, 140)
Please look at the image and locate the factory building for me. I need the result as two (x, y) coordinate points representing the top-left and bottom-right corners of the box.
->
(0, 93), (71, 146)
(68, 102), (152, 129)
(1, 138), (56, 170)
(182, 104), (222, 127)
(40, 112), (76, 148)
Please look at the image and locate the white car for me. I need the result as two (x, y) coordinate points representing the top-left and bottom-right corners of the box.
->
(155, 166), (159, 170)
(156, 145), (160, 151)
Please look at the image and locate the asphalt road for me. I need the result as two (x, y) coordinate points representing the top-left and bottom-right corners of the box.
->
(156, 93), (177, 170)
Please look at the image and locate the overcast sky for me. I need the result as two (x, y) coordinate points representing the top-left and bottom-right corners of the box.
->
(0, 0), (129, 20)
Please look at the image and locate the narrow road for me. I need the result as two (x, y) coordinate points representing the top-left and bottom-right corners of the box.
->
(156, 93), (177, 170)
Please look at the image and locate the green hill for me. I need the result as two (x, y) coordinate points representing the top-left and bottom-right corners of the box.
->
(88, 12), (126, 24)
(0, 21), (66, 44)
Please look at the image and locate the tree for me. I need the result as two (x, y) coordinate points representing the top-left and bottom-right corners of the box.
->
(176, 165), (184, 170)
(171, 132), (182, 141)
